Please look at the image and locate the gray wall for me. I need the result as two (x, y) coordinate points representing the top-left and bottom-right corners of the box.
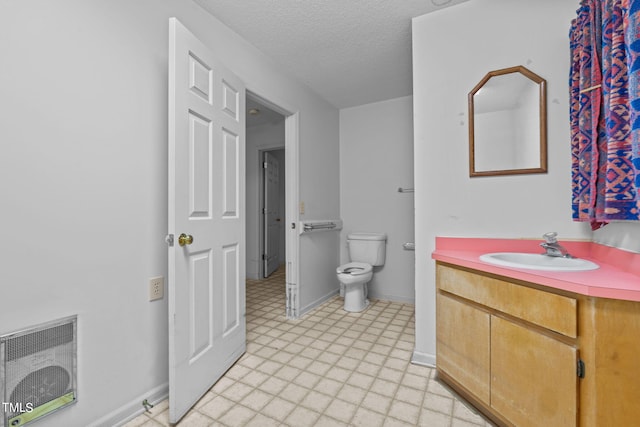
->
(339, 96), (415, 303)
(0, 1), (339, 425)
(593, 222), (640, 253)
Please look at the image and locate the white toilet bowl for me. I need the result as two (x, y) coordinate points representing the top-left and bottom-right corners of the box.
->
(337, 232), (386, 312)
(336, 262), (372, 312)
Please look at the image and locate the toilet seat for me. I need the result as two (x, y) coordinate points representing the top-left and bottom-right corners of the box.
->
(337, 262), (372, 312)
(336, 262), (372, 276)
(336, 231), (386, 313)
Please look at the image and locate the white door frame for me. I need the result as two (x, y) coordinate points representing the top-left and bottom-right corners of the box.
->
(284, 113), (300, 318)
(246, 90), (300, 319)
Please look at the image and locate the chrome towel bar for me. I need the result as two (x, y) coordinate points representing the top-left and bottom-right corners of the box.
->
(303, 222), (336, 232)
(300, 220), (343, 234)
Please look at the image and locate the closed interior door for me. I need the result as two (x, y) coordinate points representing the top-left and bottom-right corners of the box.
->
(263, 151), (280, 277)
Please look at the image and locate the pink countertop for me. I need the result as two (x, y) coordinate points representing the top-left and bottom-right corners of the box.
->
(432, 237), (640, 301)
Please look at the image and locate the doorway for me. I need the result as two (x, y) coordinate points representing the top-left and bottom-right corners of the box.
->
(245, 92), (300, 318)
(168, 19), (302, 423)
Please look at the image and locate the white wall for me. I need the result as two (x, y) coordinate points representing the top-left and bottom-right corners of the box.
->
(296, 108), (342, 315)
(0, 1), (339, 425)
(340, 96), (415, 303)
(593, 222), (640, 253)
(411, 0), (590, 365)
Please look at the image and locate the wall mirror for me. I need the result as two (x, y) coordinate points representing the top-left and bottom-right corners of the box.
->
(468, 65), (547, 177)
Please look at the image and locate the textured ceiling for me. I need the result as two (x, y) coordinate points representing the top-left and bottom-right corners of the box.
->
(194, 0), (469, 109)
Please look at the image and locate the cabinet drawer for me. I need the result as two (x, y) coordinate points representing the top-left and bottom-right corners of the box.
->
(437, 264), (577, 338)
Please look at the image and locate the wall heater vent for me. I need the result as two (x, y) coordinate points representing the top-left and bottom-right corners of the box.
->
(1, 316), (77, 427)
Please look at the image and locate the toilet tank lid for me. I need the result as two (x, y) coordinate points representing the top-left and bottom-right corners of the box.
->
(347, 232), (387, 241)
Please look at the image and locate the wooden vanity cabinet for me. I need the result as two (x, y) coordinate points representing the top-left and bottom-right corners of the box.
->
(436, 262), (640, 427)
(490, 315), (577, 427)
(578, 297), (640, 427)
(436, 263), (579, 427)
(436, 292), (491, 404)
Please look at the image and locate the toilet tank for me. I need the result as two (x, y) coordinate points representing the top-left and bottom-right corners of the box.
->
(347, 233), (387, 266)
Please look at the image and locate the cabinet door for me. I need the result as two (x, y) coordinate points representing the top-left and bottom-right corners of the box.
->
(437, 292), (491, 404)
(491, 316), (577, 427)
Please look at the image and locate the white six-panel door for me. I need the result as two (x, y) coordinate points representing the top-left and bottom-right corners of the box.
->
(168, 18), (246, 423)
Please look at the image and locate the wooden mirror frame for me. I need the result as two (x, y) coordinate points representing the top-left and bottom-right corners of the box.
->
(468, 65), (547, 177)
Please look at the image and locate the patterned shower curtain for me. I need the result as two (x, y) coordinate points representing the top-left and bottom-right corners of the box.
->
(570, 0), (640, 229)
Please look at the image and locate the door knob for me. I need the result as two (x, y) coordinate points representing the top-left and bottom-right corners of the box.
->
(178, 233), (193, 247)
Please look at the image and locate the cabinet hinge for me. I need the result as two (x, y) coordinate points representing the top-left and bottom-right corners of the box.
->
(577, 359), (585, 379)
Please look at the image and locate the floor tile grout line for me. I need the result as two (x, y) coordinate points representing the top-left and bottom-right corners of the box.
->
(293, 296), (420, 426)
(256, 282), (392, 424)
(129, 265), (494, 427)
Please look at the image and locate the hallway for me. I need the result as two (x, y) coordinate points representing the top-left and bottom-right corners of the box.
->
(124, 269), (492, 426)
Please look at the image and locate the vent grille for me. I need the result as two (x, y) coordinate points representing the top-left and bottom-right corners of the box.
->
(9, 366), (70, 409)
(1, 316), (77, 427)
(6, 323), (74, 362)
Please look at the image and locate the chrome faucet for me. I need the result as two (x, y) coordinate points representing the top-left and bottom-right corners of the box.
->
(540, 232), (574, 258)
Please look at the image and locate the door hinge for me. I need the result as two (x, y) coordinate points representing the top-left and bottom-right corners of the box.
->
(263, 161), (268, 168)
(262, 254), (267, 260)
(577, 359), (585, 378)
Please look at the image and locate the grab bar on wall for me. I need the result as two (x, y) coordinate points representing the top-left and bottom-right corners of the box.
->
(300, 220), (343, 235)
(398, 187), (414, 193)
(304, 222), (335, 231)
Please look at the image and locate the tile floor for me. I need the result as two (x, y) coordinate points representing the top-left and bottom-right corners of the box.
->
(123, 268), (494, 426)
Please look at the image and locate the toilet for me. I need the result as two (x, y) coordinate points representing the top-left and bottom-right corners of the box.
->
(336, 232), (387, 312)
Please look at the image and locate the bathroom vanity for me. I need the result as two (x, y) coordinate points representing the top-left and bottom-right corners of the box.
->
(432, 237), (640, 427)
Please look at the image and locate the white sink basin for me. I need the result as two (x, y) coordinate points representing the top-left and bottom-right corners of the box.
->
(480, 252), (599, 271)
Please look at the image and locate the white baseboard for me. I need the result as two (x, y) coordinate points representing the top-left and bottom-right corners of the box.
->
(299, 289), (340, 317)
(89, 383), (168, 427)
(368, 291), (415, 305)
(411, 350), (436, 367)
(299, 289), (415, 318)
